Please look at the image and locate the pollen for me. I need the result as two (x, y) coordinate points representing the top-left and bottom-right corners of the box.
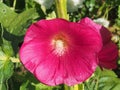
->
(51, 34), (68, 56)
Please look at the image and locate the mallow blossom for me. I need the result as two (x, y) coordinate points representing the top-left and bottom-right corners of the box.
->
(19, 18), (117, 86)
(79, 17), (118, 69)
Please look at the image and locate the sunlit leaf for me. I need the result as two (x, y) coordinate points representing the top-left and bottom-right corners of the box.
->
(0, 59), (14, 90)
(32, 83), (62, 90)
(0, 60), (14, 81)
(0, 47), (7, 60)
(84, 67), (120, 90)
(0, 2), (39, 36)
(0, 2), (18, 31)
(0, 83), (7, 90)
(98, 77), (120, 90)
(9, 8), (39, 35)
(1, 39), (14, 56)
(99, 69), (117, 77)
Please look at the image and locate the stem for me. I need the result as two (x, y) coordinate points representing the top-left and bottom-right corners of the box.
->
(95, 78), (99, 90)
(73, 84), (79, 90)
(64, 85), (69, 90)
(10, 57), (20, 63)
(70, 86), (74, 90)
(13, 0), (16, 11)
(65, 84), (84, 90)
(55, 0), (69, 20)
(74, 84), (84, 90)
(69, 85), (79, 90)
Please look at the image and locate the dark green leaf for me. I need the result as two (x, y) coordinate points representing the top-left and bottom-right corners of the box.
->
(0, 24), (3, 45)
(20, 80), (29, 90)
(118, 5), (120, 19)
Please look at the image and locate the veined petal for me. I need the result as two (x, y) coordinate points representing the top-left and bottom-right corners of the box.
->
(63, 48), (98, 85)
(20, 40), (50, 73)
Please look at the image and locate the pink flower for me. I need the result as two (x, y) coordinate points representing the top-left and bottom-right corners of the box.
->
(79, 17), (118, 69)
(19, 18), (102, 86)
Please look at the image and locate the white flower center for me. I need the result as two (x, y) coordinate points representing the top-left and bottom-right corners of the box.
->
(51, 33), (70, 56)
(55, 40), (65, 55)
(52, 39), (66, 56)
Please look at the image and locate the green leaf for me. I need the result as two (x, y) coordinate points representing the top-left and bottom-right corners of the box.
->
(0, 59), (14, 90)
(85, 0), (95, 12)
(98, 77), (120, 90)
(0, 47), (7, 60)
(118, 5), (120, 19)
(0, 2), (39, 36)
(84, 76), (98, 90)
(98, 69), (119, 90)
(84, 67), (120, 90)
(32, 83), (62, 90)
(99, 69), (117, 77)
(0, 60), (14, 82)
(9, 8), (39, 35)
(20, 80), (29, 90)
(0, 3), (39, 55)
(0, 2), (18, 31)
(25, 0), (36, 9)
(0, 83), (7, 90)
(1, 39), (14, 56)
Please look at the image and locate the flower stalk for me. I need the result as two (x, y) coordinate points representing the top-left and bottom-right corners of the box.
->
(73, 84), (79, 90)
(13, 0), (16, 10)
(55, 0), (69, 20)
(64, 84), (84, 90)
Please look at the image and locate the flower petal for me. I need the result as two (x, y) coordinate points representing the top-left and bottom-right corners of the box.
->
(79, 17), (111, 44)
(19, 39), (50, 73)
(35, 53), (65, 86)
(79, 17), (102, 32)
(98, 41), (118, 69)
(71, 21), (102, 53)
(63, 48), (98, 86)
